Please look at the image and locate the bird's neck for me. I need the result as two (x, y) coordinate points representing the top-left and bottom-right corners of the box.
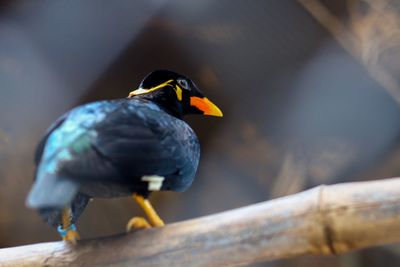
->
(135, 91), (184, 119)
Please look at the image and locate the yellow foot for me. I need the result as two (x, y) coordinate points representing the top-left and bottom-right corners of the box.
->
(132, 194), (165, 227)
(126, 216), (151, 232)
(63, 230), (80, 245)
(149, 216), (165, 227)
(58, 224), (80, 245)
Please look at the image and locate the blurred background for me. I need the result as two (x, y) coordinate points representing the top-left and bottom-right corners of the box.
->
(1, 0), (400, 266)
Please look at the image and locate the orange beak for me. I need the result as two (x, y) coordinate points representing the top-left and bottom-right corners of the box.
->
(190, 97), (223, 117)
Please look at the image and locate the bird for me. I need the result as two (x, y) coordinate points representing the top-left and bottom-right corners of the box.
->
(26, 70), (223, 243)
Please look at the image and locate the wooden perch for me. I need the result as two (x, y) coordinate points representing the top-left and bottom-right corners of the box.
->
(2, 178), (400, 267)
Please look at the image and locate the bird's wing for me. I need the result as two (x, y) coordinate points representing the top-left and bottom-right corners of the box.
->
(33, 99), (199, 199)
(35, 112), (69, 165)
(57, 102), (181, 185)
(148, 114), (200, 191)
(135, 101), (200, 191)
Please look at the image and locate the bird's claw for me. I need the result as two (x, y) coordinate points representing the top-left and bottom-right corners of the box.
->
(126, 216), (152, 232)
(62, 229), (80, 245)
(58, 224), (80, 244)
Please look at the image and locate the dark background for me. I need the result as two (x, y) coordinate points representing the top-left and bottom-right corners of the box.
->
(1, 0), (400, 266)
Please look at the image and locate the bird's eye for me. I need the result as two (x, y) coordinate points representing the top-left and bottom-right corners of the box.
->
(177, 79), (190, 90)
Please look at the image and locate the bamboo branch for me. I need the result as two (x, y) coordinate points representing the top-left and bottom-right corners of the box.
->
(2, 178), (400, 267)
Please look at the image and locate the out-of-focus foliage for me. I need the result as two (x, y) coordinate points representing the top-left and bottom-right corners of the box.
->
(1, 0), (400, 266)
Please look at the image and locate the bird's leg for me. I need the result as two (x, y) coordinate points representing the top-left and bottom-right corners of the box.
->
(134, 194), (165, 226)
(126, 194), (164, 232)
(58, 207), (80, 244)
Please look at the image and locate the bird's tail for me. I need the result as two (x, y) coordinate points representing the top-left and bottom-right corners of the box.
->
(26, 173), (79, 209)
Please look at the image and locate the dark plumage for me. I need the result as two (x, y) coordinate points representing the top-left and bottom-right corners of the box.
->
(26, 70), (222, 239)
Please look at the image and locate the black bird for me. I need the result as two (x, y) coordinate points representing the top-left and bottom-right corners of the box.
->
(26, 70), (223, 242)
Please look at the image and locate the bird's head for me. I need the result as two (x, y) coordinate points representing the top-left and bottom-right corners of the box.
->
(128, 70), (223, 119)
